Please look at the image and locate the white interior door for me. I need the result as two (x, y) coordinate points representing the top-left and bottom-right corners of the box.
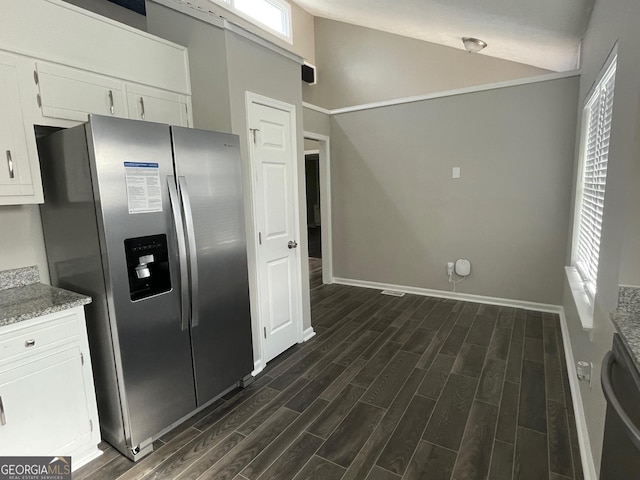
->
(248, 95), (302, 364)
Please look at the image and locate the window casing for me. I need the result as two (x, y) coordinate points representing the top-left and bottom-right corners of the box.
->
(573, 55), (617, 300)
(211, 0), (292, 42)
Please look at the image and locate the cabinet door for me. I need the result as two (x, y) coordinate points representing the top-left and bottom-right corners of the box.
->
(0, 347), (93, 455)
(126, 84), (190, 126)
(36, 62), (126, 122)
(0, 56), (34, 198)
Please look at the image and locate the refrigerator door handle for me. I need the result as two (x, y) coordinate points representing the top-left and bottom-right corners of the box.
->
(167, 176), (190, 331)
(178, 176), (200, 328)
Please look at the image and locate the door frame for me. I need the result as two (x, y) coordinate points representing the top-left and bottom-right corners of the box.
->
(245, 91), (304, 373)
(303, 132), (333, 284)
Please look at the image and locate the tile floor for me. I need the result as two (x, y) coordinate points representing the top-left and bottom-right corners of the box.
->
(74, 280), (583, 480)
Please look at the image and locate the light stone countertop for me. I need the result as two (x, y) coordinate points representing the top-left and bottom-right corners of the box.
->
(611, 312), (640, 369)
(0, 266), (91, 327)
(611, 285), (640, 369)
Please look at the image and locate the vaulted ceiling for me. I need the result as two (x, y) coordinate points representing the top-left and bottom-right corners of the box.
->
(293, 0), (596, 71)
(109, 0), (596, 71)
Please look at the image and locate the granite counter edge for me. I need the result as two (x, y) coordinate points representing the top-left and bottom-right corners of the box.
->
(611, 312), (640, 369)
(0, 297), (92, 327)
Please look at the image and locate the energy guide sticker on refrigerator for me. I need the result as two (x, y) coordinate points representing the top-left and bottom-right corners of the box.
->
(123, 161), (163, 214)
(37, 115), (254, 461)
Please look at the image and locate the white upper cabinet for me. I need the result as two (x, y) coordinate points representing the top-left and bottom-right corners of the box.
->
(34, 63), (194, 126)
(0, 54), (35, 203)
(35, 62), (127, 122)
(0, 0), (191, 95)
(0, 0), (194, 205)
(126, 84), (190, 127)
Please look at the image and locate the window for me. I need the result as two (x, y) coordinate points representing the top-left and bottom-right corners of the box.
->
(213, 0), (292, 42)
(572, 54), (617, 300)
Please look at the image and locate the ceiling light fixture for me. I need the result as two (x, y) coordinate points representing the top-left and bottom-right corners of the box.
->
(462, 37), (487, 54)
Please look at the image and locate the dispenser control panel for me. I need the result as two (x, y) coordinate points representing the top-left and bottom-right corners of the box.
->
(124, 234), (172, 301)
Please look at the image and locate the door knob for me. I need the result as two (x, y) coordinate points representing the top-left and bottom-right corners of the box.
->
(288, 240), (298, 249)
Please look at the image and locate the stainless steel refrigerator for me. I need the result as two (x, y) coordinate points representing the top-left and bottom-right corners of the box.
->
(37, 115), (254, 461)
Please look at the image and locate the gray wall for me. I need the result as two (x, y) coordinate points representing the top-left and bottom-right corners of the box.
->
(145, 1), (232, 133)
(224, 31), (311, 334)
(0, 206), (48, 281)
(304, 18), (552, 110)
(304, 138), (319, 151)
(562, 0), (640, 470)
(303, 107), (330, 136)
(330, 76), (579, 305)
(290, 2), (315, 65)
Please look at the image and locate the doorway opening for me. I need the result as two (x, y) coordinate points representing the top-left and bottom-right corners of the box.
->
(304, 141), (322, 289)
(303, 131), (332, 289)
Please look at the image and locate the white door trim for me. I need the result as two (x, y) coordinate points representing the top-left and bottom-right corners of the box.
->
(303, 131), (333, 284)
(245, 91), (304, 373)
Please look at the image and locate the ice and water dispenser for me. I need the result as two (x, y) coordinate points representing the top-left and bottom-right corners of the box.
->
(124, 234), (172, 301)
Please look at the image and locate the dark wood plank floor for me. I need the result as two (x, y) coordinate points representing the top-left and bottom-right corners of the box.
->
(74, 284), (583, 480)
(309, 258), (323, 291)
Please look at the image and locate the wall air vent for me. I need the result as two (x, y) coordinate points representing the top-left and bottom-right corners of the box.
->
(381, 290), (405, 297)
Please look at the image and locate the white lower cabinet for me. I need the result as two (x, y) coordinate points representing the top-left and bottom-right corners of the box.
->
(0, 307), (101, 470)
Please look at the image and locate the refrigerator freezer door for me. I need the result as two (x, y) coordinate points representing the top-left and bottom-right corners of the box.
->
(86, 116), (196, 449)
(172, 126), (254, 405)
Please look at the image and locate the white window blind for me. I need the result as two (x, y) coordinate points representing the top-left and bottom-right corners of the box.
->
(575, 56), (617, 297)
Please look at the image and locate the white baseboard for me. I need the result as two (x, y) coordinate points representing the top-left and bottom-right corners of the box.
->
(558, 309), (598, 480)
(332, 277), (563, 313)
(302, 327), (316, 342)
(72, 446), (103, 472)
(251, 359), (265, 377)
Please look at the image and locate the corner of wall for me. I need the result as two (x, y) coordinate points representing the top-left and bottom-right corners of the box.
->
(561, 276), (614, 475)
(557, 304), (599, 479)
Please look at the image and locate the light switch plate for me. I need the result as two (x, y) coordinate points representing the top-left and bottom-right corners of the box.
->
(452, 167), (461, 179)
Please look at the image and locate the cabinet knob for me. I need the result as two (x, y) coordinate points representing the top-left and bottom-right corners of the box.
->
(24, 339), (36, 348)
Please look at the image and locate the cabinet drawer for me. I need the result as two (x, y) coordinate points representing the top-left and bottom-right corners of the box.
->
(36, 62), (126, 121)
(0, 313), (79, 362)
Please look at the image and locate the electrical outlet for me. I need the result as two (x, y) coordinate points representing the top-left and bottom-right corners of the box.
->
(576, 360), (592, 387)
(447, 262), (454, 276)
